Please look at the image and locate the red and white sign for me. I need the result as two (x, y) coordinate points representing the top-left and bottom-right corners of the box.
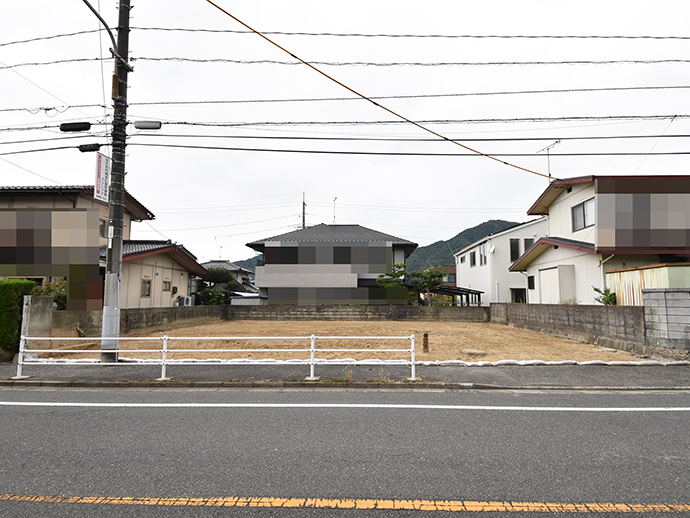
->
(94, 152), (111, 203)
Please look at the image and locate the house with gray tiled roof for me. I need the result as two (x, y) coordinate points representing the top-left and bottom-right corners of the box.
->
(0, 185), (205, 309)
(246, 224), (417, 305)
(200, 259), (258, 293)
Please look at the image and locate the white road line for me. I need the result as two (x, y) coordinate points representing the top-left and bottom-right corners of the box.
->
(0, 401), (689, 411)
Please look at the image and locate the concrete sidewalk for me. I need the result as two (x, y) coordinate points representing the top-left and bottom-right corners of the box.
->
(1, 361), (689, 390)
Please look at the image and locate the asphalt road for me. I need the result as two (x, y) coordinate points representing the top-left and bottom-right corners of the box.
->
(1, 387), (689, 517)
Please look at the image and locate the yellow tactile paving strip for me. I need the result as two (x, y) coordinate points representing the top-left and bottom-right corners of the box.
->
(1, 494), (689, 512)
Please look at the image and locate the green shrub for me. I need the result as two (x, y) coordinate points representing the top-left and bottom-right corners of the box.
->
(32, 279), (67, 310)
(0, 279), (37, 355)
(197, 288), (225, 306)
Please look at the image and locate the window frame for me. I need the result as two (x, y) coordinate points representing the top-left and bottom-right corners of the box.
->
(162, 281), (171, 292)
(141, 279), (151, 298)
(572, 197), (595, 232)
(469, 251), (476, 267)
(509, 238), (521, 263)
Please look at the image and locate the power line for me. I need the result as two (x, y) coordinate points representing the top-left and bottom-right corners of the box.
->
(3, 28), (688, 48)
(127, 142), (690, 157)
(0, 29), (102, 47)
(3, 86), (687, 114)
(135, 57), (690, 67)
(131, 27), (690, 40)
(2, 114), (687, 134)
(0, 145), (83, 156)
(161, 115), (690, 127)
(5, 56), (690, 70)
(130, 132), (690, 143)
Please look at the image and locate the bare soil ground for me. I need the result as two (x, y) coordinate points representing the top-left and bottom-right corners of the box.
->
(105, 320), (644, 363)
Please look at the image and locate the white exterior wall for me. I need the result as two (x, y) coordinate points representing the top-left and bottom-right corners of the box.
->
(455, 218), (547, 305)
(525, 246), (660, 304)
(121, 254), (190, 309)
(546, 183), (596, 244)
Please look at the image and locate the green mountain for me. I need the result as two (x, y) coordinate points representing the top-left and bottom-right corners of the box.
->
(233, 255), (262, 272)
(405, 219), (520, 272)
(233, 219), (520, 273)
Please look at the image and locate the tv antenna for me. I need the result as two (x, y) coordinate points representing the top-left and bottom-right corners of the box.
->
(332, 197), (337, 224)
(537, 140), (560, 179)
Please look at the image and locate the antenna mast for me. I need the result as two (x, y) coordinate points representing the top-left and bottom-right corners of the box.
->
(537, 140), (560, 179)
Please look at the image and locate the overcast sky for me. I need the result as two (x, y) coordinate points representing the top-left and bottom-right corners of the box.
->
(2, 1), (689, 263)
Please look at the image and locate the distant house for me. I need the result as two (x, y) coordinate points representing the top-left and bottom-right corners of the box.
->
(510, 176), (690, 305)
(0, 185), (205, 309)
(454, 217), (548, 304)
(246, 224), (418, 305)
(102, 240), (207, 308)
(200, 259), (258, 293)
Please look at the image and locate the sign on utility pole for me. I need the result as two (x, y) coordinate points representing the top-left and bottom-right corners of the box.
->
(94, 152), (110, 203)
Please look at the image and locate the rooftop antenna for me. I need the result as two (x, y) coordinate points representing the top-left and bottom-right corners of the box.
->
(332, 197), (337, 224)
(537, 140), (560, 179)
(302, 193), (306, 229)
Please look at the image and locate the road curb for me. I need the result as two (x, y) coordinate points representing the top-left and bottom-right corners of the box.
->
(2, 379), (690, 391)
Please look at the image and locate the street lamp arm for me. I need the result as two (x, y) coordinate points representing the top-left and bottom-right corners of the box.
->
(82, 0), (118, 53)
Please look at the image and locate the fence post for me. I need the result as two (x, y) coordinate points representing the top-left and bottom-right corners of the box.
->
(305, 334), (319, 380)
(157, 335), (170, 381)
(12, 335), (27, 379)
(407, 334), (420, 381)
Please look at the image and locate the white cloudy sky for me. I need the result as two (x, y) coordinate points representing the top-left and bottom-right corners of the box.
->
(2, 1), (689, 263)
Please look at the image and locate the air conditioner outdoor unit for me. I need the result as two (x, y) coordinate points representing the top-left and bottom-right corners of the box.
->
(176, 295), (193, 307)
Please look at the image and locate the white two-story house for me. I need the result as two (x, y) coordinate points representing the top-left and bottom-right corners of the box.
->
(510, 175), (690, 305)
(454, 218), (548, 305)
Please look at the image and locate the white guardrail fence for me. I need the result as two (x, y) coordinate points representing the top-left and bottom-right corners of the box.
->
(15, 334), (418, 381)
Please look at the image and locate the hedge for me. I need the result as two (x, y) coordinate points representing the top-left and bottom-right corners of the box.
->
(0, 279), (36, 354)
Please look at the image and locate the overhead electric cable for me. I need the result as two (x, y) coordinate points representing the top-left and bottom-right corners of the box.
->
(3, 85), (687, 114)
(130, 132), (690, 143)
(161, 114), (690, 127)
(0, 29), (102, 47)
(130, 27), (690, 40)
(6, 56), (690, 70)
(134, 57), (690, 67)
(4, 28), (688, 45)
(128, 142), (690, 157)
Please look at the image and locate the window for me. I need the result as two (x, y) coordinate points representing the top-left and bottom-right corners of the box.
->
(479, 243), (488, 266)
(510, 238), (520, 262)
(527, 275), (535, 290)
(460, 255), (466, 264)
(443, 273), (456, 283)
(141, 279), (151, 297)
(511, 288), (527, 303)
(572, 197), (595, 232)
(162, 281), (171, 291)
(524, 238), (534, 251)
(469, 251), (476, 267)
(99, 219), (107, 238)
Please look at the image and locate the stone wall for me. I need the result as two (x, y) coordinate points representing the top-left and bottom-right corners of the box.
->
(491, 302), (648, 356)
(643, 288), (690, 360)
(224, 305), (490, 322)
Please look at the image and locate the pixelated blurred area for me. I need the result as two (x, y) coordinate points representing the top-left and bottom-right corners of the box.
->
(0, 209), (102, 311)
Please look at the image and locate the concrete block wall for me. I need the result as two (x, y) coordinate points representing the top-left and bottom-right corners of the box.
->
(491, 303), (646, 355)
(643, 288), (690, 359)
(224, 305), (490, 322)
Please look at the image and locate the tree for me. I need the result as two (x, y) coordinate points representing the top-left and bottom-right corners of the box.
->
(376, 263), (408, 288)
(408, 267), (444, 305)
(593, 286), (617, 305)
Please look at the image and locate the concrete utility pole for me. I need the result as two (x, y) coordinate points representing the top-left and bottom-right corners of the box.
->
(101, 0), (132, 362)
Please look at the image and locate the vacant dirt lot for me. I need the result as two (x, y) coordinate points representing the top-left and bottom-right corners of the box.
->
(114, 320), (643, 363)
